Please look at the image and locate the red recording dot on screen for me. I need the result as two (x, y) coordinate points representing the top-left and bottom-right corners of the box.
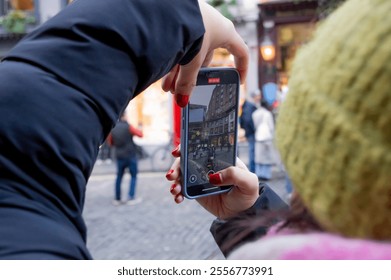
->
(208, 78), (220, 84)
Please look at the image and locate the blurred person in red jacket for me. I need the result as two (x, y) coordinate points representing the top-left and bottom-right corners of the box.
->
(108, 113), (143, 206)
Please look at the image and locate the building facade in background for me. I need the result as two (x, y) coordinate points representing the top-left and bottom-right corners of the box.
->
(257, 0), (318, 110)
(0, 0), (320, 147)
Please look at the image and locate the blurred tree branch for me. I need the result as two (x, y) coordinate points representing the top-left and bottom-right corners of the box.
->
(207, 0), (237, 20)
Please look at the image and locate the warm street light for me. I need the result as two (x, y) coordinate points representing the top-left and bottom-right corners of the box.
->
(260, 35), (275, 61)
(260, 20), (275, 61)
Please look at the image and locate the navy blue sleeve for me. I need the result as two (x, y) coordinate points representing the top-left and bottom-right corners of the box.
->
(0, 0), (204, 259)
(4, 0), (204, 130)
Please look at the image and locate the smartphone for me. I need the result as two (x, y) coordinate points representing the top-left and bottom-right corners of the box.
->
(180, 67), (240, 199)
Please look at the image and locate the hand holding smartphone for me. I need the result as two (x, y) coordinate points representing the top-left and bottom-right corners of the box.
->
(180, 67), (240, 199)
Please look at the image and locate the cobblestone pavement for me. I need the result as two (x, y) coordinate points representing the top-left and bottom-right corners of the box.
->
(84, 172), (224, 260)
(84, 157), (288, 260)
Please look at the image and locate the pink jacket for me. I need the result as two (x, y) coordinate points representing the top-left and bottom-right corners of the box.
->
(228, 224), (391, 260)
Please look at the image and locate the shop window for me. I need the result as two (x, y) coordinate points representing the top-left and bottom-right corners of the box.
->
(277, 22), (316, 77)
(125, 81), (173, 145)
(1, 0), (35, 16)
(274, 22), (317, 103)
(10, 0), (34, 10)
(0, 0), (36, 34)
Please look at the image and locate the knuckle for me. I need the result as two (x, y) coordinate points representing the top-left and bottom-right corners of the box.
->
(224, 166), (236, 178)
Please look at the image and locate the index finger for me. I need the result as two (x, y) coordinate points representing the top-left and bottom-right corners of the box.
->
(226, 32), (249, 84)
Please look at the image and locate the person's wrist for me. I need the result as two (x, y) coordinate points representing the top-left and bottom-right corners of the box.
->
(237, 185), (265, 217)
(244, 183), (289, 216)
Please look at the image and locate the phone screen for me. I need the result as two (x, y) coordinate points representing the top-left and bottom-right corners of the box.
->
(181, 68), (239, 199)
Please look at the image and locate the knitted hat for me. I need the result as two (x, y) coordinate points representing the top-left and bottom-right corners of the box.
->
(275, 0), (391, 240)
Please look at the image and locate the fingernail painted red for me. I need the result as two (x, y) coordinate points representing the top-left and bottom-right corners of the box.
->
(176, 94), (189, 108)
(175, 194), (183, 204)
(171, 146), (180, 157)
(208, 173), (222, 185)
(170, 184), (176, 193)
(165, 169), (174, 178)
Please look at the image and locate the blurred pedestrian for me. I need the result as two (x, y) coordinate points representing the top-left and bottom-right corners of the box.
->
(96, 137), (112, 164)
(239, 90), (260, 173)
(0, 0), (249, 259)
(167, 0), (391, 260)
(252, 99), (275, 181)
(108, 113), (143, 206)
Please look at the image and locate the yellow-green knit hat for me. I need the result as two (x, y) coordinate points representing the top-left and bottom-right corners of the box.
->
(276, 0), (391, 240)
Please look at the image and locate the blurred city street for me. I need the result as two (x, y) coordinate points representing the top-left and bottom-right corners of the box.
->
(0, 2), (312, 260)
(1, 0), (361, 265)
(83, 144), (288, 260)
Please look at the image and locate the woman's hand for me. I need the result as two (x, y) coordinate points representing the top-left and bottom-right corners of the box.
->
(161, 0), (249, 107)
(166, 147), (259, 220)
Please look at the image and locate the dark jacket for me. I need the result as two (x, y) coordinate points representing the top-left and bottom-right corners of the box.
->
(0, 0), (204, 259)
(210, 184), (289, 257)
(239, 100), (257, 138)
(111, 121), (137, 159)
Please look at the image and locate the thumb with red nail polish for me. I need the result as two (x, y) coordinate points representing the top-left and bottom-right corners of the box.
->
(175, 94), (189, 108)
(171, 145), (180, 157)
(208, 172), (222, 185)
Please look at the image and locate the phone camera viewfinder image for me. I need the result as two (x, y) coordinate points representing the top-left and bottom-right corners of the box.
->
(181, 68), (240, 199)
